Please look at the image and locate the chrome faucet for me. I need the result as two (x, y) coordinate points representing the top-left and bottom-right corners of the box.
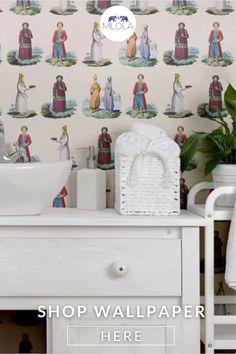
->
(0, 121), (20, 163)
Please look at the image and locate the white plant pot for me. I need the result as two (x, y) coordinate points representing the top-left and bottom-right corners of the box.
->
(212, 164), (236, 207)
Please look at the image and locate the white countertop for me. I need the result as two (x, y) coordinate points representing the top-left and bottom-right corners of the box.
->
(0, 208), (206, 227)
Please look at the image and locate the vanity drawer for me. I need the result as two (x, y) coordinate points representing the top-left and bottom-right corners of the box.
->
(0, 238), (181, 297)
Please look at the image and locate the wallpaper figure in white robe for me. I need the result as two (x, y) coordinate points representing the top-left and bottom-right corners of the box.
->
(164, 73), (192, 118)
(58, 0), (76, 11)
(136, 0), (148, 11)
(83, 22), (111, 66)
(15, 73), (29, 114)
(171, 73), (185, 114)
(90, 22), (104, 62)
(51, 125), (70, 161)
(50, 0), (77, 15)
(131, 0), (158, 14)
(206, 0), (233, 15)
(215, 0), (227, 10)
(10, 73), (37, 118)
(58, 0), (71, 10)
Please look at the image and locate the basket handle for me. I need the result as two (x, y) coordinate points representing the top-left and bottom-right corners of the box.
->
(127, 150), (173, 189)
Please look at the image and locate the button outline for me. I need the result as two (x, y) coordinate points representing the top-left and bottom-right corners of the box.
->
(66, 325), (176, 347)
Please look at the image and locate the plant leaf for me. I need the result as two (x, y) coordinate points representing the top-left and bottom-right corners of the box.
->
(207, 129), (230, 155)
(224, 84), (236, 120)
(204, 159), (219, 176)
(180, 134), (203, 172)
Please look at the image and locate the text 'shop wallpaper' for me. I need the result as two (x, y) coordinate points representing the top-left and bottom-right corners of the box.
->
(0, 0), (235, 206)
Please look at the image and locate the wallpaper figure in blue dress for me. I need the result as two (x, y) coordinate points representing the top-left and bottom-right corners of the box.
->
(83, 75), (121, 119)
(140, 25), (151, 62)
(10, 0), (41, 15)
(166, 0), (197, 15)
(119, 25), (158, 67)
(104, 77), (114, 115)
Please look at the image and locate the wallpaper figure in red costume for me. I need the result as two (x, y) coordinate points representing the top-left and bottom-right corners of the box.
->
(12, 1), (41, 16)
(174, 126), (187, 147)
(172, 0), (187, 7)
(53, 186), (68, 208)
(209, 75), (223, 112)
(167, 0), (197, 16)
(18, 23), (33, 60)
(17, 126), (32, 163)
(97, 0), (111, 9)
(133, 74), (148, 111)
(180, 177), (189, 210)
(16, 0), (31, 7)
(175, 23), (189, 60)
(53, 75), (67, 113)
(52, 22), (67, 63)
(208, 22), (223, 63)
(98, 127), (112, 165)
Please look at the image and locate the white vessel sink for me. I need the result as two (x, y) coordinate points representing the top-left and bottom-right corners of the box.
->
(0, 160), (72, 215)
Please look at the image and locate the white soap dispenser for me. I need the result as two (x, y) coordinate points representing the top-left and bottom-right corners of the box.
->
(77, 146), (106, 210)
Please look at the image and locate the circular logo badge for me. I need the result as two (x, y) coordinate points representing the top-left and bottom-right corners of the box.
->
(100, 6), (136, 42)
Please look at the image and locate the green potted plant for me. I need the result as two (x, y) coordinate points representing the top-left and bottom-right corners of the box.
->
(181, 83), (236, 207)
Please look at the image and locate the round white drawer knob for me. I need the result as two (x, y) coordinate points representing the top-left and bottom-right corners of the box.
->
(110, 262), (128, 277)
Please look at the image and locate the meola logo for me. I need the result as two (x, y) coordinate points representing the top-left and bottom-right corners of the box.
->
(102, 15), (134, 31)
(100, 6), (136, 42)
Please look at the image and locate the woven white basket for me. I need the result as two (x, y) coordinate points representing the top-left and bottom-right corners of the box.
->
(115, 127), (180, 216)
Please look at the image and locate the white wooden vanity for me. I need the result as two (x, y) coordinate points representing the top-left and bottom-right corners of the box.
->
(0, 209), (206, 353)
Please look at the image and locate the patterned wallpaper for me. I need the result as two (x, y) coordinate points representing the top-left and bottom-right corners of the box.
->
(0, 0), (235, 206)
